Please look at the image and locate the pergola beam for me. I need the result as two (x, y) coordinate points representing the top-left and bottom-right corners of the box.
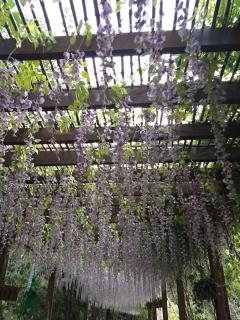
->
(4, 122), (240, 145)
(0, 29), (240, 60)
(25, 82), (240, 111)
(4, 146), (240, 166)
(2, 83), (239, 111)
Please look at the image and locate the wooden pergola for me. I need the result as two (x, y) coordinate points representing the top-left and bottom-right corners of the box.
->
(0, 0), (240, 319)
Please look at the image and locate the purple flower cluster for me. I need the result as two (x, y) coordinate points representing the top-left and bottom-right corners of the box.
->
(96, 0), (115, 87)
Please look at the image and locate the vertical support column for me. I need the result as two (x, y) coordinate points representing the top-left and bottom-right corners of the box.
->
(106, 309), (111, 320)
(64, 286), (70, 320)
(0, 247), (9, 318)
(147, 305), (152, 320)
(161, 280), (168, 320)
(91, 304), (97, 320)
(208, 250), (231, 320)
(47, 271), (56, 320)
(176, 275), (187, 320)
(0, 247), (8, 285)
(81, 302), (88, 320)
(152, 306), (157, 320)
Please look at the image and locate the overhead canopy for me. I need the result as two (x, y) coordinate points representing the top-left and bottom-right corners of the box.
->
(0, 0), (240, 313)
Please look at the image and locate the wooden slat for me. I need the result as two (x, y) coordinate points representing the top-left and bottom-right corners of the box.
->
(4, 122), (240, 145)
(5, 82), (240, 111)
(4, 146), (240, 166)
(0, 29), (240, 60)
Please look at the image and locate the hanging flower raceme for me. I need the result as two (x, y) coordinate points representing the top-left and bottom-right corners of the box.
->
(96, 0), (115, 87)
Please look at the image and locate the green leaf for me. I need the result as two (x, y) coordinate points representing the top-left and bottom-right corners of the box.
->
(81, 70), (90, 81)
(135, 149), (142, 161)
(27, 20), (36, 33)
(68, 104), (79, 112)
(70, 34), (77, 45)
(8, 0), (15, 9)
(77, 19), (83, 34)
(83, 22), (92, 47)
(19, 0), (28, 6)
(115, 0), (126, 12)
(174, 215), (185, 225)
(12, 11), (21, 25)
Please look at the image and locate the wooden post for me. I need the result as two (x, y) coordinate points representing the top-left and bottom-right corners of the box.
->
(147, 305), (152, 320)
(0, 246), (20, 313)
(47, 271), (56, 320)
(83, 303), (88, 320)
(90, 304), (97, 320)
(64, 286), (70, 320)
(106, 309), (111, 320)
(0, 247), (9, 317)
(0, 247), (9, 286)
(161, 280), (168, 320)
(152, 307), (157, 320)
(208, 250), (231, 320)
(176, 276), (187, 320)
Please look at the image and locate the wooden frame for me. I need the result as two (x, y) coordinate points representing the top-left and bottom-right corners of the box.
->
(4, 146), (240, 166)
(1, 29), (240, 60)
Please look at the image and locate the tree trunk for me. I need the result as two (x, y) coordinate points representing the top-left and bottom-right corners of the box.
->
(208, 250), (231, 320)
(161, 279), (168, 320)
(176, 276), (187, 320)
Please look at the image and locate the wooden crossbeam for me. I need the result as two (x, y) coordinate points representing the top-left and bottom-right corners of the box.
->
(0, 29), (240, 60)
(4, 122), (240, 145)
(24, 169), (235, 187)
(37, 82), (240, 111)
(2, 83), (239, 111)
(4, 146), (240, 166)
